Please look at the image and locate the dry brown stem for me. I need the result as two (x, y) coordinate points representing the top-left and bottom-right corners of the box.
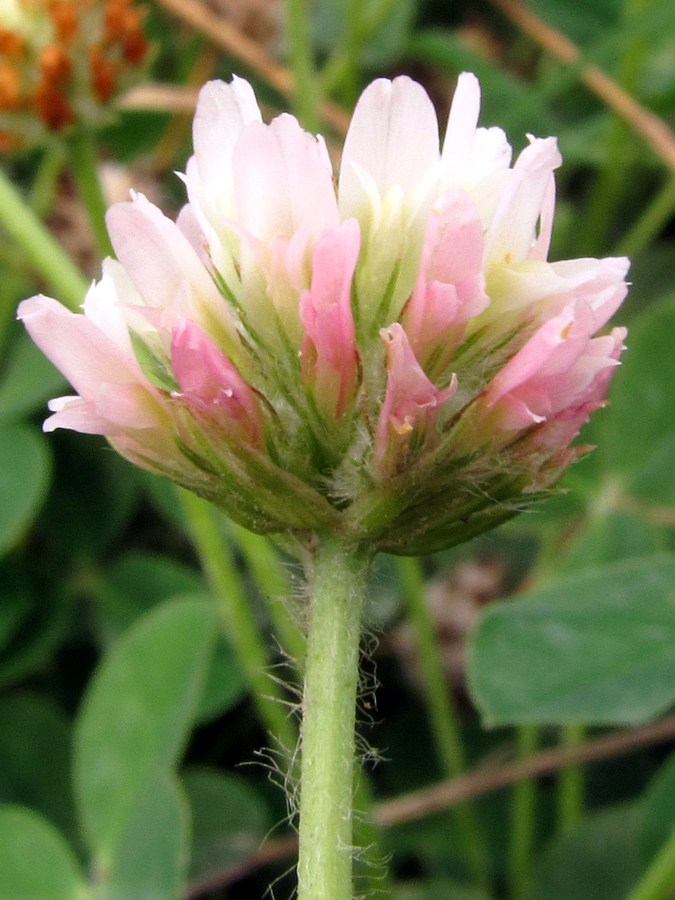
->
(488, 0), (675, 170)
(184, 715), (675, 895)
(154, 0), (351, 134)
(375, 713), (675, 827)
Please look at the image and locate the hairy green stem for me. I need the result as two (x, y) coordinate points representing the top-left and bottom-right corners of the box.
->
(67, 129), (114, 258)
(626, 827), (675, 900)
(297, 534), (372, 900)
(509, 724), (539, 900)
(397, 556), (490, 889)
(0, 167), (87, 311)
(179, 491), (297, 756)
(284, 0), (321, 131)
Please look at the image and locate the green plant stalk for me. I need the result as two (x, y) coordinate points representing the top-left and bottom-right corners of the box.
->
(29, 146), (65, 218)
(67, 129), (114, 259)
(297, 534), (371, 900)
(284, 0), (321, 132)
(0, 167), (88, 311)
(228, 526), (389, 895)
(615, 173), (675, 258)
(228, 522), (306, 667)
(509, 724), (539, 900)
(179, 490), (297, 756)
(579, 0), (656, 256)
(397, 556), (490, 889)
(331, 0), (363, 106)
(626, 827), (675, 900)
(557, 723), (585, 833)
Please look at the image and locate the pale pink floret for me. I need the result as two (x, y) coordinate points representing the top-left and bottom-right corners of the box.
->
(17, 293), (164, 435)
(171, 320), (263, 447)
(376, 323), (457, 471)
(484, 298), (627, 433)
(106, 192), (232, 329)
(402, 190), (489, 372)
(483, 136), (562, 268)
(299, 220), (361, 419)
(227, 111), (342, 344)
(338, 76), (440, 221)
(189, 77), (262, 221)
(440, 72), (512, 197)
(233, 114), (339, 247)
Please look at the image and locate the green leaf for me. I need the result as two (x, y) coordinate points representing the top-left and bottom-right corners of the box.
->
(73, 598), (217, 867)
(97, 774), (189, 900)
(0, 570), (75, 686)
(393, 881), (490, 900)
(0, 694), (77, 842)
(0, 806), (86, 900)
(94, 552), (206, 641)
(93, 556), (247, 722)
(468, 555), (675, 725)
(43, 433), (137, 558)
(560, 510), (666, 573)
(525, 804), (642, 900)
(183, 767), (271, 886)
(639, 751), (675, 863)
(196, 627), (248, 724)
(598, 298), (675, 505)
(0, 563), (29, 654)
(0, 423), (51, 556)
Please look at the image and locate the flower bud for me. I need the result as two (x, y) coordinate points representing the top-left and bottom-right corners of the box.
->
(19, 73), (629, 553)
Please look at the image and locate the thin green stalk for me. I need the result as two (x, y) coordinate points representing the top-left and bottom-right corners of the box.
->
(626, 827), (675, 900)
(579, 0), (656, 256)
(228, 522), (306, 668)
(326, 0), (363, 105)
(509, 724), (539, 900)
(179, 490), (297, 756)
(397, 556), (490, 890)
(67, 129), (114, 258)
(284, 0), (321, 131)
(297, 534), (372, 900)
(615, 173), (675, 258)
(557, 723), (585, 834)
(0, 166), (87, 310)
(29, 146), (65, 218)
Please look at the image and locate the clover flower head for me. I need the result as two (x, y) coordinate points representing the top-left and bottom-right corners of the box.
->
(19, 72), (629, 553)
(0, 0), (147, 149)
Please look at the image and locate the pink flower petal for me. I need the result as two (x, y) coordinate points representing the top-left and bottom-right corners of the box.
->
(191, 77), (262, 217)
(402, 190), (489, 369)
(171, 320), (263, 445)
(233, 113), (339, 245)
(338, 76), (440, 218)
(483, 136), (562, 267)
(376, 323), (456, 471)
(18, 294), (139, 397)
(106, 193), (223, 316)
(300, 220), (361, 418)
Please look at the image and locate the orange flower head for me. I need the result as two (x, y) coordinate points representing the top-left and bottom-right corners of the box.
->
(0, 0), (148, 148)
